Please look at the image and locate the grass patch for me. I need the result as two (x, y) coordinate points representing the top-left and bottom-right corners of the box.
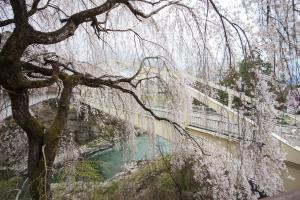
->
(53, 155), (199, 200)
(0, 176), (26, 200)
(55, 160), (103, 183)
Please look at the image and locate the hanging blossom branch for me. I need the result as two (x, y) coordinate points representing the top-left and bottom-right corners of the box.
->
(22, 0), (182, 45)
(21, 54), (208, 154)
(207, 0), (253, 63)
(0, 0), (258, 198)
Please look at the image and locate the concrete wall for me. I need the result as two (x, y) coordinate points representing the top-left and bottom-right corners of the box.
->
(186, 126), (300, 192)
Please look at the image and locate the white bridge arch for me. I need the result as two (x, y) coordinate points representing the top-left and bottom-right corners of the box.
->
(1, 64), (300, 191)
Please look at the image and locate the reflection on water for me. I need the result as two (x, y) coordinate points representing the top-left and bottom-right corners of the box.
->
(88, 134), (172, 179)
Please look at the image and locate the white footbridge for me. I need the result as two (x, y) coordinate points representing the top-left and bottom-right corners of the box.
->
(1, 65), (300, 191)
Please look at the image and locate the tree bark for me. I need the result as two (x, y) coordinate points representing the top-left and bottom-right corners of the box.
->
(0, 20), (75, 199)
(9, 82), (73, 200)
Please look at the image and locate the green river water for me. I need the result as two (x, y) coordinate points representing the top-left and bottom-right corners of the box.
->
(88, 134), (172, 179)
(0, 134), (172, 200)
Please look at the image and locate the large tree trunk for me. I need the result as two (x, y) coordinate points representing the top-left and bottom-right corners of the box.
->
(0, 9), (75, 199)
(9, 83), (73, 200)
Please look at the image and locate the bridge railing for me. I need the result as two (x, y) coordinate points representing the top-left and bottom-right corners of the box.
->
(83, 94), (244, 138)
(189, 113), (240, 137)
(0, 85), (294, 147)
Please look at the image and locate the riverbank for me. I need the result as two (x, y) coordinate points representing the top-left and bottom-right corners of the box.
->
(52, 156), (196, 200)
